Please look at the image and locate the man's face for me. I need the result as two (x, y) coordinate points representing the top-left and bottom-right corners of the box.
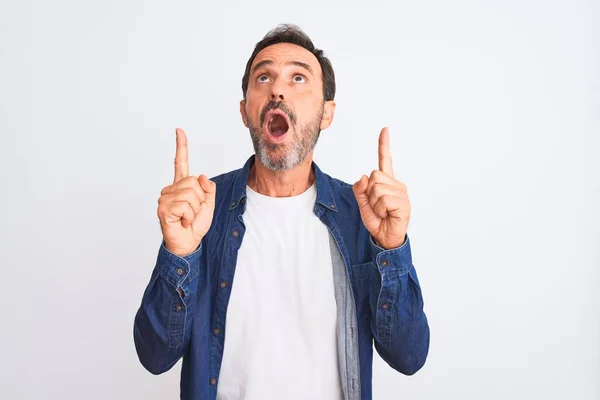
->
(240, 42), (335, 172)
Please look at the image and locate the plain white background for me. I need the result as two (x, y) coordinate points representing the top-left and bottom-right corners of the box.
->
(1, 0), (598, 399)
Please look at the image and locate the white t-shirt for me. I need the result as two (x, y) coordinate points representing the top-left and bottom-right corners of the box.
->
(216, 182), (343, 400)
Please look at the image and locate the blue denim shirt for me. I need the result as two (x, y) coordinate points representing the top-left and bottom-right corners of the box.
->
(134, 155), (430, 399)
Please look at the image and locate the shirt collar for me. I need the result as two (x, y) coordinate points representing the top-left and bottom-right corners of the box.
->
(229, 155), (338, 212)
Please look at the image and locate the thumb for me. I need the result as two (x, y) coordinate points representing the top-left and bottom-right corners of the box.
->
(198, 175), (217, 207)
(352, 175), (369, 205)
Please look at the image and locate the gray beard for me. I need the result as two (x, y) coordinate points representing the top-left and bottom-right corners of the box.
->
(248, 109), (323, 172)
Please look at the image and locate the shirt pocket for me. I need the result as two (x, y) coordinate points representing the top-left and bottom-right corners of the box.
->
(350, 262), (376, 331)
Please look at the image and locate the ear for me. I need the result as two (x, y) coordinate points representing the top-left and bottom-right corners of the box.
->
(319, 100), (336, 130)
(240, 99), (249, 128)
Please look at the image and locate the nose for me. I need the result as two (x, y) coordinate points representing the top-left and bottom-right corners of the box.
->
(270, 79), (285, 101)
(270, 91), (284, 101)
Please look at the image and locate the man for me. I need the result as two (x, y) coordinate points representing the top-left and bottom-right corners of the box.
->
(134, 24), (430, 400)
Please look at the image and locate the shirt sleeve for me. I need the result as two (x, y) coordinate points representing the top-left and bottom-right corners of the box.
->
(133, 241), (202, 375)
(369, 234), (430, 375)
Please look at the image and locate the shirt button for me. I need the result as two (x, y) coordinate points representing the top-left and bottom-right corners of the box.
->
(220, 281), (228, 288)
(232, 230), (239, 238)
(176, 304), (183, 312)
(381, 260), (389, 267)
(231, 201), (236, 207)
(381, 303), (390, 310)
(330, 204), (336, 209)
(210, 378), (217, 385)
(213, 328), (221, 335)
(176, 268), (185, 276)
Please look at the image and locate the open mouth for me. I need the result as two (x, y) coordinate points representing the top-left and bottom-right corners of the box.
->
(266, 110), (290, 138)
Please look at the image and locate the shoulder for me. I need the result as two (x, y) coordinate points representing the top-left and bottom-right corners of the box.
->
(206, 167), (243, 213)
(321, 172), (360, 213)
(328, 175), (353, 191)
(209, 168), (240, 186)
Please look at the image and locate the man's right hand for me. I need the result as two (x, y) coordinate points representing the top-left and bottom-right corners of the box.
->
(157, 128), (216, 257)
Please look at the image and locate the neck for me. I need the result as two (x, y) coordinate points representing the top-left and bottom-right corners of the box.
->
(248, 154), (315, 197)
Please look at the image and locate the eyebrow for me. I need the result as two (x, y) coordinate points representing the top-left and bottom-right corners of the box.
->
(251, 60), (313, 76)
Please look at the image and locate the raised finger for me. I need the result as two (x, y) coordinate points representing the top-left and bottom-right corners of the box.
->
(174, 128), (189, 183)
(378, 127), (394, 177)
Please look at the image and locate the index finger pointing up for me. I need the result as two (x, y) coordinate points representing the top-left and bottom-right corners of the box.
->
(378, 127), (394, 177)
(174, 128), (189, 183)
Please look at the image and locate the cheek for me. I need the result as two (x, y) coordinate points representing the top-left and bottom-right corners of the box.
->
(296, 98), (323, 121)
(247, 83), (271, 101)
(294, 86), (322, 112)
(244, 99), (263, 122)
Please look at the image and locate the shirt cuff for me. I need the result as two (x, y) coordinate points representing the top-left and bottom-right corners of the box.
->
(155, 241), (202, 289)
(370, 234), (413, 276)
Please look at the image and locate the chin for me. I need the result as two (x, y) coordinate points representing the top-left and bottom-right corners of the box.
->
(257, 146), (302, 172)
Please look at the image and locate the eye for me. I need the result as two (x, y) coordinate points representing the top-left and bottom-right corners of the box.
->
(293, 74), (306, 84)
(257, 74), (271, 83)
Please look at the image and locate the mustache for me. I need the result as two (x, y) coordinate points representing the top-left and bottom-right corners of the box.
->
(259, 101), (297, 126)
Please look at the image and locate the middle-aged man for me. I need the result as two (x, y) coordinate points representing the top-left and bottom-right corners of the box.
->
(134, 24), (430, 400)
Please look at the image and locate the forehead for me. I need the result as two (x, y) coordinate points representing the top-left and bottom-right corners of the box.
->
(252, 42), (322, 75)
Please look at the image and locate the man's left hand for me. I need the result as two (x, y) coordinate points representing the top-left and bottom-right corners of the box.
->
(352, 127), (410, 250)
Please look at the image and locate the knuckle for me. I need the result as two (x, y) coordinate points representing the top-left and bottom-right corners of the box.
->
(176, 192), (191, 203)
(375, 184), (388, 199)
(178, 176), (194, 186)
(372, 184), (383, 196)
(191, 179), (202, 190)
(183, 187), (195, 197)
